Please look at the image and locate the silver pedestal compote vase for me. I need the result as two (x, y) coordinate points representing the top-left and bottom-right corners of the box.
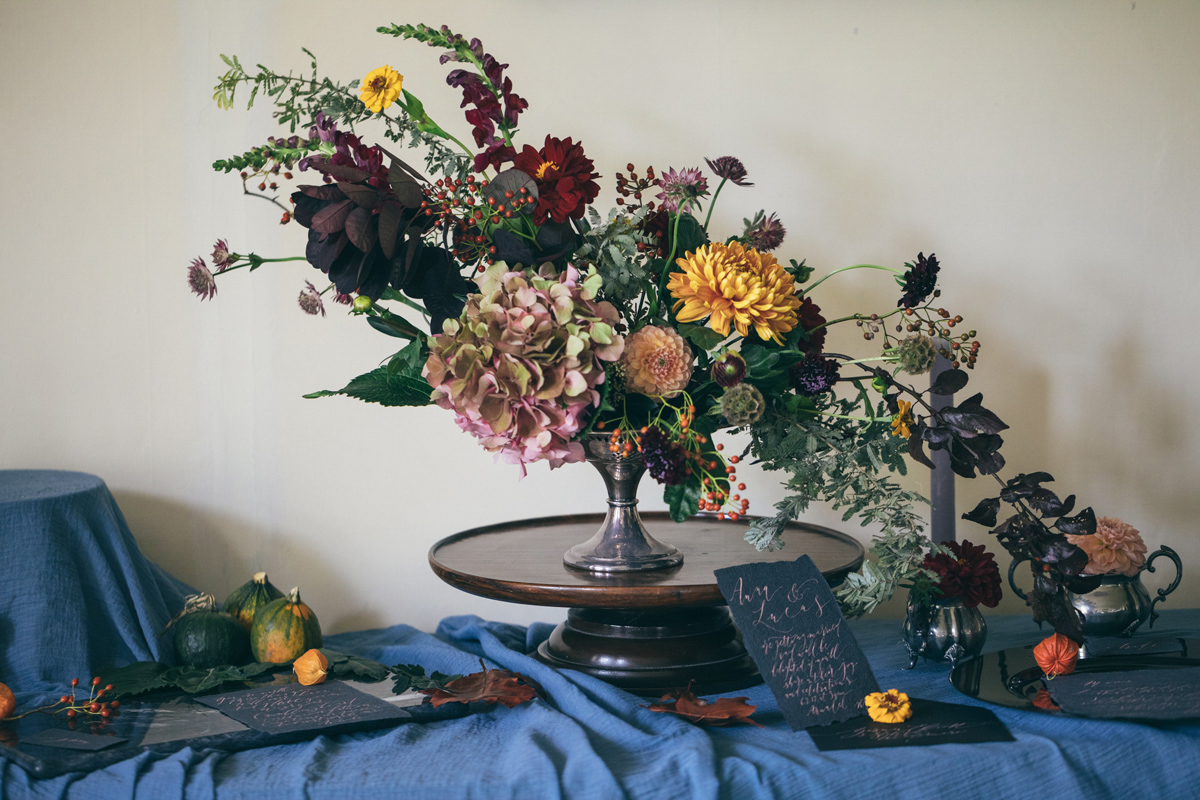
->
(563, 432), (684, 573)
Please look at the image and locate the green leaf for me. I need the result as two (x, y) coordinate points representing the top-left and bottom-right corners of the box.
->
(664, 479), (703, 523)
(390, 663), (461, 695)
(319, 650), (390, 682)
(677, 323), (727, 353)
(367, 314), (422, 340)
(100, 661), (168, 698)
(304, 366), (432, 407)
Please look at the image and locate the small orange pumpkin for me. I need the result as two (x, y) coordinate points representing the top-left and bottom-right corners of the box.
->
(250, 587), (322, 664)
(293, 649), (329, 686)
(1034, 633), (1079, 677)
(0, 682), (16, 719)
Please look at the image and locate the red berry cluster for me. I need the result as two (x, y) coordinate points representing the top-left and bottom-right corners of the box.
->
(711, 444), (750, 520)
(59, 677), (120, 721)
(614, 163), (658, 212)
(415, 175), (539, 273)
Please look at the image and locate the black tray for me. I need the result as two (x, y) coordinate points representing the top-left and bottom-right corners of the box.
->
(0, 679), (467, 779)
(950, 637), (1200, 714)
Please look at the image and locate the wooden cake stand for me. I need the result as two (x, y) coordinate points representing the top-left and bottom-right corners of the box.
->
(429, 513), (864, 696)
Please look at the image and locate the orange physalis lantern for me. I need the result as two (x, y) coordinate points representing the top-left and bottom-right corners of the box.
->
(0, 682), (15, 719)
(1033, 633), (1079, 677)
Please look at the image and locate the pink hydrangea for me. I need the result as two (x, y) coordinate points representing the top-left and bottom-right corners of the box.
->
(424, 263), (624, 477)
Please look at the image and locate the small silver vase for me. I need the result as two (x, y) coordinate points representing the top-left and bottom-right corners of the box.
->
(902, 594), (987, 669)
(1008, 546), (1182, 638)
(562, 432), (684, 573)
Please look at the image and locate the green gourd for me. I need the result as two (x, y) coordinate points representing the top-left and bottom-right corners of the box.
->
(250, 587), (322, 664)
(223, 572), (285, 631)
(171, 593), (252, 668)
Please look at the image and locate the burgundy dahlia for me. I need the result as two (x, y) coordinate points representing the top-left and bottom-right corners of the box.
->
(513, 136), (601, 224)
(922, 539), (1002, 608)
(796, 296), (827, 356)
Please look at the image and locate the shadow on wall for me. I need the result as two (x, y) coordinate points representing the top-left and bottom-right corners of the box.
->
(110, 491), (387, 634)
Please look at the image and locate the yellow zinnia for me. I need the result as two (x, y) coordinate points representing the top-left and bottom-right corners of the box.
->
(865, 690), (912, 724)
(667, 241), (800, 344)
(891, 399), (915, 439)
(360, 65), (404, 113)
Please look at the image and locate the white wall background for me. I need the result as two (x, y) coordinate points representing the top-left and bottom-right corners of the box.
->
(2, 0), (1197, 634)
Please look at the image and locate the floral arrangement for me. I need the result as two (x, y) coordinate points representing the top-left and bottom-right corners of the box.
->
(191, 22), (1117, 637)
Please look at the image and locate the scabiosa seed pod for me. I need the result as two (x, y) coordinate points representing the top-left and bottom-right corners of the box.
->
(896, 335), (937, 375)
(711, 352), (747, 388)
(788, 354), (840, 396)
(720, 383), (766, 427)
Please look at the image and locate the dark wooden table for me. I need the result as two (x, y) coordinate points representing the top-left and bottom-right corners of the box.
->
(430, 513), (864, 695)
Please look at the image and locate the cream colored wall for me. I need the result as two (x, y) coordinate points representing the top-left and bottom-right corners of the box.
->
(1, 0), (1197, 634)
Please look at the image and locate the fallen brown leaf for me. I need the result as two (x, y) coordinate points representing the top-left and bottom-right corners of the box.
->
(643, 685), (762, 727)
(421, 662), (541, 709)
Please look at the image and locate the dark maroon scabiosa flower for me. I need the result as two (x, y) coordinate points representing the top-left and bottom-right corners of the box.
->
(796, 296), (827, 356)
(922, 539), (1002, 608)
(705, 156), (752, 186)
(639, 426), (688, 486)
(897, 252), (941, 309)
(187, 257), (217, 301)
(788, 354), (840, 396)
(656, 167), (710, 213)
(711, 351), (747, 388)
(744, 212), (786, 252)
(298, 281), (326, 317)
(211, 240), (235, 272)
(513, 136), (602, 224)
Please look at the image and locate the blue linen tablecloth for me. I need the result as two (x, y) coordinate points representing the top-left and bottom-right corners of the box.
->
(2, 471), (1199, 799)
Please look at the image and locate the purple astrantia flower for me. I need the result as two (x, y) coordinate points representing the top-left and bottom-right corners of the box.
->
(298, 281), (326, 317)
(788, 354), (840, 396)
(745, 212), (786, 252)
(657, 167), (710, 213)
(333, 292), (353, 305)
(705, 156), (753, 186)
(211, 239), (235, 272)
(188, 258), (217, 301)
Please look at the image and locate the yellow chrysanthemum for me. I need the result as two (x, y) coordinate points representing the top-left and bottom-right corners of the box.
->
(667, 241), (800, 344)
(865, 690), (912, 724)
(891, 399), (914, 439)
(360, 65), (404, 113)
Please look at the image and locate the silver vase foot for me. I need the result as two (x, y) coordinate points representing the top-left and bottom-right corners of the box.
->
(563, 433), (683, 573)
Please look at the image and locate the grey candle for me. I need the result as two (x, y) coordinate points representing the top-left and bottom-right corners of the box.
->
(928, 344), (956, 544)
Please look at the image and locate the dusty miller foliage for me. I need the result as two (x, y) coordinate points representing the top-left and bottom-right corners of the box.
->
(212, 50), (469, 181)
(574, 207), (654, 307)
(745, 394), (932, 618)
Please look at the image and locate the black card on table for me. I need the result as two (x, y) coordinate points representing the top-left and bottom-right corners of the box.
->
(715, 555), (880, 729)
(1083, 636), (1184, 657)
(1047, 665), (1200, 720)
(195, 680), (408, 735)
(807, 698), (1014, 751)
(21, 728), (129, 751)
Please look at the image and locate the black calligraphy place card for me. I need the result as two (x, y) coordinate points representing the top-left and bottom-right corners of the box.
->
(21, 728), (129, 751)
(1083, 636), (1185, 658)
(715, 555), (880, 729)
(196, 680), (408, 735)
(807, 698), (1014, 751)
(1047, 666), (1200, 720)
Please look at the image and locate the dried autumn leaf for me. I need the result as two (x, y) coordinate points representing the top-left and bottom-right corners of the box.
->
(421, 664), (541, 709)
(643, 686), (762, 727)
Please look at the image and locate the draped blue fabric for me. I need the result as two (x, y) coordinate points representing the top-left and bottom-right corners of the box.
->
(2, 471), (1199, 798)
(0, 471), (192, 693)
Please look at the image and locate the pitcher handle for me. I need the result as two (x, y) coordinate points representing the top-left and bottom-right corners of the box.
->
(1007, 556), (1032, 604)
(1146, 545), (1183, 629)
